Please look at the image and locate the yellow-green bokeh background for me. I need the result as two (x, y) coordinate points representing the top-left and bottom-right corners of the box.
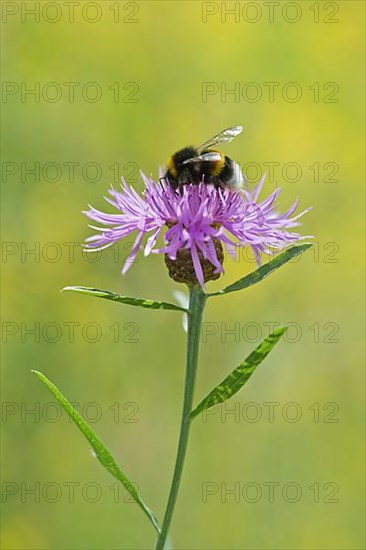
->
(2, 1), (365, 549)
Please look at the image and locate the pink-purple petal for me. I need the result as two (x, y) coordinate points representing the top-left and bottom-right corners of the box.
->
(83, 173), (311, 288)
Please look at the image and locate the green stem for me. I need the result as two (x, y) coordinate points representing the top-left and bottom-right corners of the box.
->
(155, 285), (206, 549)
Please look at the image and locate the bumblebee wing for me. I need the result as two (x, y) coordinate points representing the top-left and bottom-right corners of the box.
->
(181, 152), (222, 165)
(196, 125), (243, 153)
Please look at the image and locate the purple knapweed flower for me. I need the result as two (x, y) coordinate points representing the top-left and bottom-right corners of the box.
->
(84, 171), (310, 288)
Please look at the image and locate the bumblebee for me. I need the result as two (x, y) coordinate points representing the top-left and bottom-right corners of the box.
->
(164, 125), (244, 191)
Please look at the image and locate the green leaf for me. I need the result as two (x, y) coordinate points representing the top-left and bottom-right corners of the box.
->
(190, 327), (287, 419)
(208, 243), (312, 297)
(62, 286), (187, 312)
(32, 370), (160, 534)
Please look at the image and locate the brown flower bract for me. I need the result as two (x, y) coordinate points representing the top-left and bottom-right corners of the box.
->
(165, 238), (224, 285)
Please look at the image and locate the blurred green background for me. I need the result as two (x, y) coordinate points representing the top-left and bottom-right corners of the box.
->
(1, 1), (365, 549)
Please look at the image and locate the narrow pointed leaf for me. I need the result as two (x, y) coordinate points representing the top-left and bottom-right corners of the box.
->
(62, 286), (187, 312)
(190, 327), (287, 419)
(32, 370), (160, 534)
(208, 243), (312, 297)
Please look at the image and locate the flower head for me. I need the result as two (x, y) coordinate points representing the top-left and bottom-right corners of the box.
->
(84, 172), (310, 288)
